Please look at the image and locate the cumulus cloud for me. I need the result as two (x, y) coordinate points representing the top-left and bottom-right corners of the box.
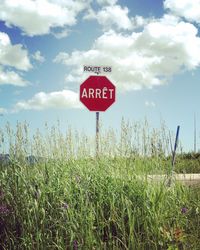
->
(164, 0), (200, 23)
(0, 0), (91, 36)
(132, 15), (154, 30)
(0, 32), (31, 86)
(32, 51), (45, 63)
(54, 15), (200, 92)
(84, 4), (133, 30)
(0, 32), (31, 71)
(96, 0), (118, 5)
(0, 67), (28, 86)
(52, 28), (70, 39)
(14, 89), (82, 112)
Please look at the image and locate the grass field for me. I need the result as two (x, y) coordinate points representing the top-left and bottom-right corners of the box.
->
(0, 120), (200, 249)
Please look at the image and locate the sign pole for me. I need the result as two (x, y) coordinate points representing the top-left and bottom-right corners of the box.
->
(96, 112), (99, 157)
(171, 125), (180, 172)
(168, 125), (180, 186)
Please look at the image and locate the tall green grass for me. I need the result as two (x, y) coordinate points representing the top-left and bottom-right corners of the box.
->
(0, 120), (199, 249)
(0, 119), (179, 160)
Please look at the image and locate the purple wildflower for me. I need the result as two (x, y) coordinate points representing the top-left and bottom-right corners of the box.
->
(73, 240), (78, 250)
(0, 205), (10, 215)
(62, 202), (69, 210)
(181, 207), (188, 214)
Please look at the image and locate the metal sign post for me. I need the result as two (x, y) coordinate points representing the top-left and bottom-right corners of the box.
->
(96, 112), (99, 157)
(171, 125), (180, 172)
(168, 125), (180, 186)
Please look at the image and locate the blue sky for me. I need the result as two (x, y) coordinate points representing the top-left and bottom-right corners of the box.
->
(0, 0), (200, 152)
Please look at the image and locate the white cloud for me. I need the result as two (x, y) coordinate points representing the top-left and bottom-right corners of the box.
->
(54, 15), (200, 92)
(0, 32), (10, 46)
(52, 29), (70, 39)
(84, 4), (133, 30)
(132, 15), (154, 30)
(0, 67), (28, 87)
(0, 0), (91, 36)
(96, 0), (118, 5)
(164, 0), (200, 23)
(32, 51), (45, 63)
(0, 32), (30, 86)
(0, 32), (31, 71)
(14, 89), (82, 111)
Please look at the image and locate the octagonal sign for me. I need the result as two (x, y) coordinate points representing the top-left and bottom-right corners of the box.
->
(80, 75), (116, 112)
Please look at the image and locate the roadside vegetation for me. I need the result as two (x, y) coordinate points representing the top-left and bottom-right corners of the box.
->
(0, 120), (199, 249)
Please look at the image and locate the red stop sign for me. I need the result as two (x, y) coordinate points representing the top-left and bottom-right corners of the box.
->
(80, 75), (116, 111)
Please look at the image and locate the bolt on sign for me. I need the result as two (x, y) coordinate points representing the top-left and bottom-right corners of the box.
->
(80, 75), (116, 112)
